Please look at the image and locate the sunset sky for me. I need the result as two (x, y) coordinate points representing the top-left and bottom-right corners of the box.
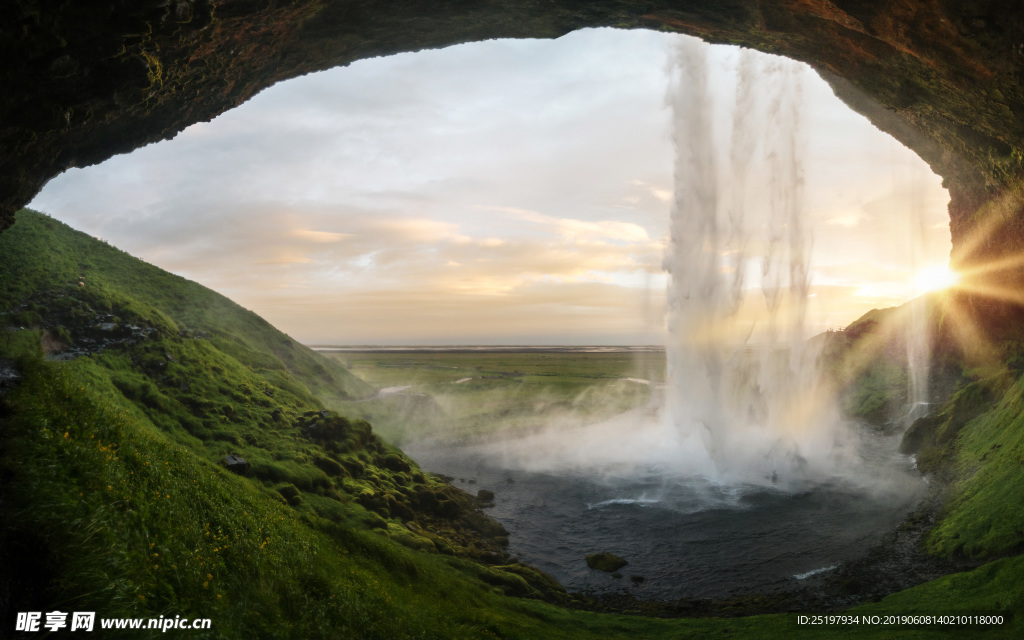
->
(31, 29), (951, 345)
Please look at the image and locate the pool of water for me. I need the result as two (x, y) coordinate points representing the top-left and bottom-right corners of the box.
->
(406, 428), (925, 600)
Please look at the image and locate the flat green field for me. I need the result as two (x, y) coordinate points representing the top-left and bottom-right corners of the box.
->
(322, 350), (666, 444)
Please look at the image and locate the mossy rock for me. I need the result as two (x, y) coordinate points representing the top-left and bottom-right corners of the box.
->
(339, 457), (364, 478)
(586, 552), (628, 572)
(480, 567), (541, 599)
(463, 511), (508, 539)
(386, 496), (415, 522)
(302, 413), (351, 443)
(355, 490), (390, 517)
(313, 456), (345, 477)
(277, 484), (302, 506)
(381, 453), (411, 473)
(493, 563), (569, 604)
(386, 523), (437, 553)
(351, 419), (374, 445)
(361, 511), (388, 530)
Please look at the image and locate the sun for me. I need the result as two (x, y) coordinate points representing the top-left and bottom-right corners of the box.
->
(912, 264), (959, 295)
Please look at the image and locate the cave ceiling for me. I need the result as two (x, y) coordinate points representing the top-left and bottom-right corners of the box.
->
(3, 1), (1024, 267)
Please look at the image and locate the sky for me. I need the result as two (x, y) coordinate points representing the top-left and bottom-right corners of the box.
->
(30, 28), (951, 345)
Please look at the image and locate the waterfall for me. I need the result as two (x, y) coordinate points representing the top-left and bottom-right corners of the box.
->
(665, 39), (842, 484)
(905, 165), (931, 424)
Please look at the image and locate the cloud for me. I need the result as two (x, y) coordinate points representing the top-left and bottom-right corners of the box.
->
(629, 179), (673, 202)
(486, 207), (652, 244)
(245, 280), (666, 344)
(824, 214), (864, 228)
(28, 28), (950, 344)
(287, 229), (352, 243)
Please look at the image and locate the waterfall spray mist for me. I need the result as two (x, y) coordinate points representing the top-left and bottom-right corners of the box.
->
(665, 40), (846, 485)
(416, 37), (928, 501)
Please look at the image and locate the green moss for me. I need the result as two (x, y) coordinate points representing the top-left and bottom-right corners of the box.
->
(926, 374), (1024, 558)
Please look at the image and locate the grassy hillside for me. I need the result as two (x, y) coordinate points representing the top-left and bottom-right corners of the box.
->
(0, 209), (1020, 638)
(0, 210), (374, 404)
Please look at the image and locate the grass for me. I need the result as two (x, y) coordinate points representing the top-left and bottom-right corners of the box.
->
(0, 209), (374, 404)
(324, 350), (664, 443)
(0, 208), (1021, 638)
(923, 373), (1024, 558)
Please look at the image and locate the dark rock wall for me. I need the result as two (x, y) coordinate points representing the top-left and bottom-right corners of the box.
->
(4, 1), (1024, 278)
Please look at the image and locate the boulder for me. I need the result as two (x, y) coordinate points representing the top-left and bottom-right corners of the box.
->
(586, 552), (628, 573)
(221, 454), (250, 475)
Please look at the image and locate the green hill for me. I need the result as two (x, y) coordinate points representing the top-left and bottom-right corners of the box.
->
(0, 209), (374, 405)
(0, 209), (1021, 638)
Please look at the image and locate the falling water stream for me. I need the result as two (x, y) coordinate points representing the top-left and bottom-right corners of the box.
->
(905, 165), (932, 424)
(408, 38), (929, 600)
(662, 40), (858, 486)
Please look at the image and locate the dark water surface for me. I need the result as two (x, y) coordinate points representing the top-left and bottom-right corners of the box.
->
(406, 433), (925, 600)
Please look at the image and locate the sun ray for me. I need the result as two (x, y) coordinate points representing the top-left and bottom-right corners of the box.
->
(952, 280), (1024, 308)
(937, 294), (1005, 375)
(949, 181), (1024, 269)
(824, 301), (917, 390)
(955, 251), (1024, 283)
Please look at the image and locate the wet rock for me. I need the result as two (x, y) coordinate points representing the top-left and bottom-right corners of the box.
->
(0, 359), (21, 393)
(221, 454), (250, 475)
(476, 489), (495, 505)
(586, 552), (628, 572)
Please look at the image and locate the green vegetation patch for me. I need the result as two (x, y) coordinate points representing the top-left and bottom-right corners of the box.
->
(325, 350), (663, 443)
(923, 373), (1024, 558)
(0, 209), (373, 403)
